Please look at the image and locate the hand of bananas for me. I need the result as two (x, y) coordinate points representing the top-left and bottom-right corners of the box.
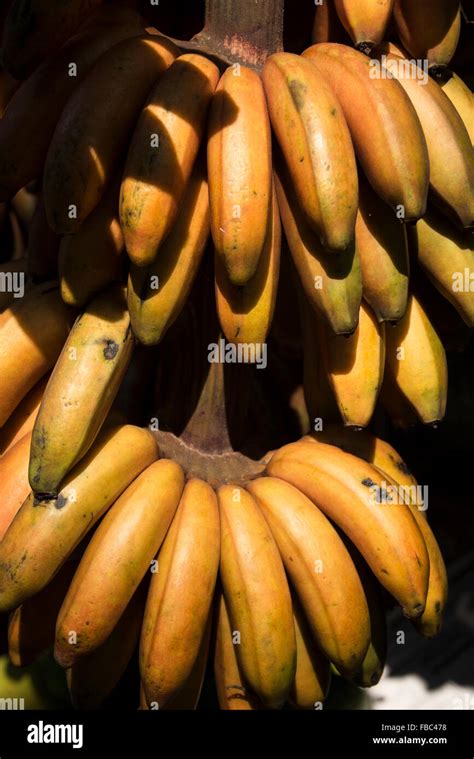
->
(0, 0), (469, 710)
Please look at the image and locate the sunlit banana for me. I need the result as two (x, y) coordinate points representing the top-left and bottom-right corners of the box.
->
(141, 479), (220, 709)
(0, 283), (73, 426)
(127, 160), (210, 346)
(319, 300), (385, 428)
(215, 185), (280, 345)
(121, 54), (219, 266)
(208, 65), (272, 285)
(303, 43), (429, 223)
(0, 432), (32, 541)
(55, 459), (184, 668)
(275, 168), (362, 336)
(263, 52), (358, 251)
(289, 597), (331, 709)
(266, 440), (429, 618)
(356, 176), (409, 323)
(334, 0), (395, 51)
(384, 294), (448, 425)
(218, 485), (296, 707)
(29, 285), (135, 498)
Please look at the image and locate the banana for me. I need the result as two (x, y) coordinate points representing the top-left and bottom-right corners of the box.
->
(247, 477), (370, 677)
(66, 583), (146, 709)
(275, 168), (362, 336)
(266, 440), (430, 618)
(164, 617), (211, 710)
(121, 54), (219, 267)
(356, 176), (409, 323)
(0, 424), (158, 612)
(59, 181), (125, 308)
(409, 211), (474, 327)
(263, 52), (358, 251)
(215, 184), (280, 345)
(309, 427), (447, 637)
(0, 433), (31, 542)
(0, 258), (28, 312)
(289, 598), (331, 709)
(27, 195), (60, 283)
(303, 43), (429, 223)
(384, 294), (448, 425)
(319, 300), (385, 428)
(439, 72), (474, 145)
(55, 459), (184, 668)
(0, 284), (73, 427)
(214, 591), (262, 710)
(377, 53), (474, 229)
(1, 0), (103, 79)
(29, 286), (135, 498)
(0, 6), (145, 201)
(8, 560), (78, 668)
(393, 0), (461, 69)
(44, 34), (178, 234)
(141, 479), (220, 709)
(334, 0), (395, 50)
(0, 376), (47, 455)
(208, 65), (272, 285)
(127, 160), (210, 346)
(218, 485), (296, 707)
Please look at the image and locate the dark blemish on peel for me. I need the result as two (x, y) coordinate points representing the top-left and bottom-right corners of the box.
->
(103, 340), (119, 360)
(55, 494), (69, 510)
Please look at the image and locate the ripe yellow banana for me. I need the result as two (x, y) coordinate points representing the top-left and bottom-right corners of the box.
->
(141, 479), (220, 709)
(44, 34), (178, 234)
(214, 591), (263, 710)
(266, 440), (429, 618)
(8, 560), (78, 668)
(164, 617), (211, 710)
(59, 180), (126, 308)
(215, 185), (280, 345)
(55, 459), (184, 668)
(356, 176), (409, 323)
(208, 65), (272, 285)
(0, 432), (32, 541)
(121, 54), (219, 267)
(0, 376), (47, 455)
(439, 72), (474, 146)
(409, 211), (474, 328)
(247, 477), (370, 676)
(378, 53), (474, 229)
(394, 0), (461, 68)
(409, 505), (448, 639)
(0, 284), (73, 426)
(303, 43), (429, 223)
(289, 598), (331, 709)
(334, 0), (395, 50)
(127, 161), (210, 346)
(275, 168), (362, 336)
(218, 484), (296, 707)
(29, 286), (135, 499)
(263, 52), (358, 251)
(384, 294), (448, 425)
(0, 424), (158, 612)
(66, 583), (146, 709)
(319, 300), (385, 428)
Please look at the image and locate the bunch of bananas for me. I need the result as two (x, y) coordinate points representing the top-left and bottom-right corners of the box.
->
(0, 370), (447, 709)
(0, 0), (469, 710)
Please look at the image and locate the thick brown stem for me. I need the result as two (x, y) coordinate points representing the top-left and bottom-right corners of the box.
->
(194, 0), (284, 69)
